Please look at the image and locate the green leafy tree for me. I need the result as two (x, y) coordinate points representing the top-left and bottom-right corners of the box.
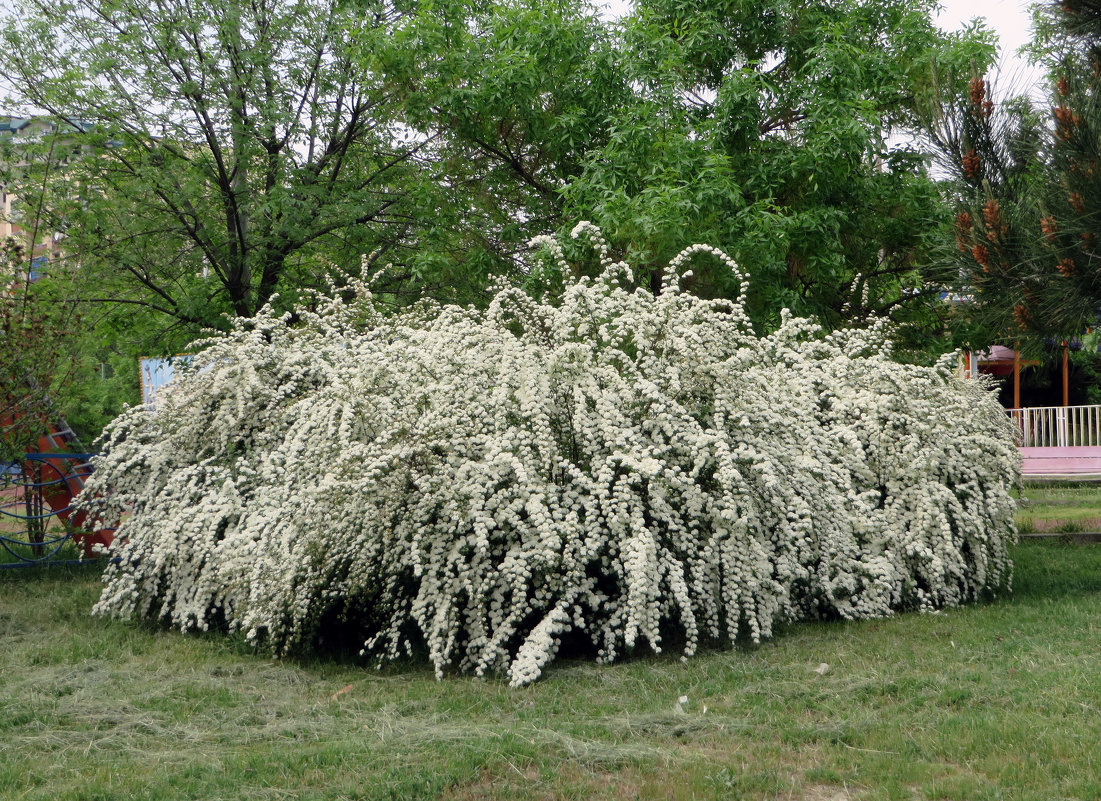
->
(377, 0), (633, 291)
(1, 0), (437, 337)
(374, 0), (995, 339)
(0, 237), (83, 459)
(2, 0), (999, 374)
(4, 0), (631, 441)
(552, 0), (995, 335)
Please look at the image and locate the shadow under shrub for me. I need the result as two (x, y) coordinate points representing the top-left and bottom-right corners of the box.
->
(79, 224), (1020, 685)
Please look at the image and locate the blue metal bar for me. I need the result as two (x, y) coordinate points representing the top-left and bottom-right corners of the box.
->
(1, 482), (76, 494)
(0, 535), (70, 563)
(0, 530), (72, 545)
(23, 453), (96, 463)
(0, 557), (118, 569)
(0, 508), (73, 521)
(1, 476), (77, 491)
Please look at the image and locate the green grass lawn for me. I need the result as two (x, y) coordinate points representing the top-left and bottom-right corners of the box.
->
(3, 540), (1101, 801)
(1016, 481), (1101, 534)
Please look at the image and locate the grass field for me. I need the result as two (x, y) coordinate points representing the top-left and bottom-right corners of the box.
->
(3, 539), (1101, 801)
(1016, 481), (1101, 534)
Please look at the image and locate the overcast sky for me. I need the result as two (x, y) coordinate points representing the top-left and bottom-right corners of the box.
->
(936, 0), (1045, 97)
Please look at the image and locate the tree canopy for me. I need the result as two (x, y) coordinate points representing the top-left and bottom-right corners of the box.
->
(2, 0), (435, 338)
(935, 0), (1101, 349)
(553, 0), (995, 335)
(0, 0), (1001, 440)
(0, 236), (83, 460)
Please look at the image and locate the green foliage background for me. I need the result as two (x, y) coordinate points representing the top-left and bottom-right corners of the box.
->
(0, 0), (1023, 445)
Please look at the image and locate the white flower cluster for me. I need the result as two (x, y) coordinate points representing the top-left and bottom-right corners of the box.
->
(79, 227), (1020, 686)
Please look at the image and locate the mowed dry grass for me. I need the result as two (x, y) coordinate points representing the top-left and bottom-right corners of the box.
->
(2, 539), (1101, 801)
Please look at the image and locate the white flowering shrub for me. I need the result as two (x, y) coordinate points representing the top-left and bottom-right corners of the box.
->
(80, 225), (1019, 685)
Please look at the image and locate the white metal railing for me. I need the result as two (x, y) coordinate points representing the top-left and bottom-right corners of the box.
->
(1007, 405), (1101, 448)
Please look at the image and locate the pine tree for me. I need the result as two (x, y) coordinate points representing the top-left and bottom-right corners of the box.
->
(938, 0), (1101, 347)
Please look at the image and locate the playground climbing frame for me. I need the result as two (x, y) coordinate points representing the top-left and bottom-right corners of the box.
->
(0, 452), (115, 567)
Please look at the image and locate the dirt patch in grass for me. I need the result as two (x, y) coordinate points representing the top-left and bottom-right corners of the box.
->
(800, 785), (853, 801)
(1026, 516), (1101, 533)
(443, 761), (647, 801)
(1015, 483), (1101, 536)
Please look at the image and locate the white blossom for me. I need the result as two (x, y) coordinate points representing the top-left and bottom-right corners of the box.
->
(78, 229), (1019, 686)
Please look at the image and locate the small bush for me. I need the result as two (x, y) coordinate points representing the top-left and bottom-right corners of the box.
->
(80, 225), (1020, 685)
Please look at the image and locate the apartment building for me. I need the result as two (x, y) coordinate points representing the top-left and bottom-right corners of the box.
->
(1, 114), (88, 280)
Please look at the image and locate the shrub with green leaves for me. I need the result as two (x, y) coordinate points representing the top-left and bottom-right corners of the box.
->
(80, 225), (1019, 685)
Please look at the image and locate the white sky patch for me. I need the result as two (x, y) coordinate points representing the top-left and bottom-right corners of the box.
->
(935, 0), (1047, 100)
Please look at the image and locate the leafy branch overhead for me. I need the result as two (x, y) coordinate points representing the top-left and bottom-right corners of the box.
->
(2, 0), (431, 328)
(0, 0), (1008, 444)
(555, 0), (995, 334)
(4, 0), (998, 334)
(0, 237), (82, 460)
